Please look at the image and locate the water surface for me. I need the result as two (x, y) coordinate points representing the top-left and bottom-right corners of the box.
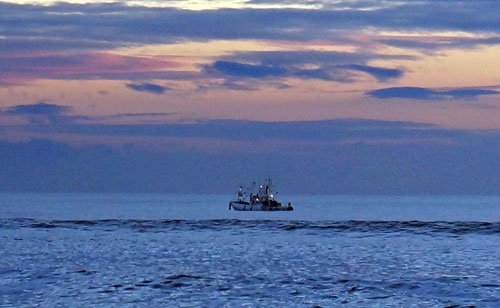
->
(1, 194), (499, 307)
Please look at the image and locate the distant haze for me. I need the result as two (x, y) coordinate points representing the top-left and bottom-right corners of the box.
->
(1, 120), (498, 194)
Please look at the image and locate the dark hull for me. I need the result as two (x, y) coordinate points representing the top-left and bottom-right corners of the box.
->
(229, 201), (294, 211)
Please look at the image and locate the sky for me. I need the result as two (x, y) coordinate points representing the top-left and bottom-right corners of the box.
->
(0, 0), (499, 194)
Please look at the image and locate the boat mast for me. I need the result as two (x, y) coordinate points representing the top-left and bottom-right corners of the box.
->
(266, 178), (271, 207)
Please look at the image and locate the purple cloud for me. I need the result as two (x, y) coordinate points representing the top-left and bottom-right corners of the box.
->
(206, 59), (403, 83)
(368, 87), (500, 100)
(2, 1), (499, 49)
(208, 61), (288, 78)
(343, 64), (403, 81)
(2, 102), (76, 124)
(126, 82), (169, 94)
(5, 102), (72, 115)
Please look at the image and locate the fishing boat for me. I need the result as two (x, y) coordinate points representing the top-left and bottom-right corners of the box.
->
(229, 179), (293, 211)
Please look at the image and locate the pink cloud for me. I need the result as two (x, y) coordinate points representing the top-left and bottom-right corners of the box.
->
(0, 52), (180, 86)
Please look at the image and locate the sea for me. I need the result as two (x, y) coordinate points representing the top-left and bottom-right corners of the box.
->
(0, 194), (499, 307)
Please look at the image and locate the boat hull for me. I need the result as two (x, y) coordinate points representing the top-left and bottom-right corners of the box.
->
(229, 201), (293, 211)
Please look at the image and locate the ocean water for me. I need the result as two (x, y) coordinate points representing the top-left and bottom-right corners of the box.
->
(0, 194), (499, 307)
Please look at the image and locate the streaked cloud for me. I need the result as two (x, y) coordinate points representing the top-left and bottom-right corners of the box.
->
(220, 50), (411, 67)
(0, 52), (177, 85)
(1, 102), (176, 124)
(368, 87), (500, 100)
(1, 1), (499, 53)
(107, 112), (174, 119)
(126, 82), (169, 94)
(207, 61), (287, 78)
(206, 60), (403, 82)
(378, 36), (500, 52)
(1, 1), (497, 89)
(342, 64), (403, 82)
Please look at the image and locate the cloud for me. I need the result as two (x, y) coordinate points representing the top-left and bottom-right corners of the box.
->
(367, 87), (500, 100)
(206, 59), (403, 83)
(207, 50), (408, 83)
(342, 64), (403, 81)
(0, 52), (178, 85)
(3, 2), (495, 86)
(126, 82), (169, 94)
(224, 50), (410, 67)
(444, 89), (500, 98)
(4, 101), (72, 115)
(205, 60), (333, 81)
(2, 101), (75, 124)
(1, 102), (176, 125)
(2, 46), (405, 86)
(107, 112), (174, 119)
(1, 1), (499, 55)
(245, 0), (322, 6)
(378, 36), (500, 52)
(0, 2), (497, 91)
(207, 61), (287, 78)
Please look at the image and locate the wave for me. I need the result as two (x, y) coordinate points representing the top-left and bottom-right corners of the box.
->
(1, 218), (498, 235)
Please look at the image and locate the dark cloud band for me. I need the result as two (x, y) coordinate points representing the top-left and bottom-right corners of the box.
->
(206, 60), (403, 82)
(1, 1), (499, 54)
(4, 102), (72, 115)
(367, 87), (500, 100)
